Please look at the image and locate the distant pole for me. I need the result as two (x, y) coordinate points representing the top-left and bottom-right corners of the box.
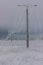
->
(11, 33), (12, 42)
(17, 4), (38, 48)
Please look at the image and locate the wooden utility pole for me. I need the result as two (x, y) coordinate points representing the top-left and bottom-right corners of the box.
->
(17, 4), (38, 48)
(26, 6), (29, 47)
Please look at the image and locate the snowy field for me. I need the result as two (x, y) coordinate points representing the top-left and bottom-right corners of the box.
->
(0, 40), (43, 65)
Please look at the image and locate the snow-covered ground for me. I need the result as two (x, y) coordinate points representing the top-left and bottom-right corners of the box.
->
(0, 40), (43, 65)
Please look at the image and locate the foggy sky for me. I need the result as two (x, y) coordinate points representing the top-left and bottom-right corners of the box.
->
(0, 0), (43, 33)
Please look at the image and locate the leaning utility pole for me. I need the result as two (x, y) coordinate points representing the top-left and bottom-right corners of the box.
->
(17, 4), (38, 48)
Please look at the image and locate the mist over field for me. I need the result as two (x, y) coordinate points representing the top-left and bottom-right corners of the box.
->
(0, 0), (43, 35)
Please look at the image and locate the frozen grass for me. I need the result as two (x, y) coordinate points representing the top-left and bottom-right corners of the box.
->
(0, 40), (43, 65)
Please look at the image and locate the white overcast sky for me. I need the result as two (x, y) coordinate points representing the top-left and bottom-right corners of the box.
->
(0, 0), (43, 33)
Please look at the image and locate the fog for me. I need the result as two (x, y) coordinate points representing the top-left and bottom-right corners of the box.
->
(0, 0), (43, 34)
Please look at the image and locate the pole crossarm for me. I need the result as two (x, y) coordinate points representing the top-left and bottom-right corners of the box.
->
(17, 4), (38, 7)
